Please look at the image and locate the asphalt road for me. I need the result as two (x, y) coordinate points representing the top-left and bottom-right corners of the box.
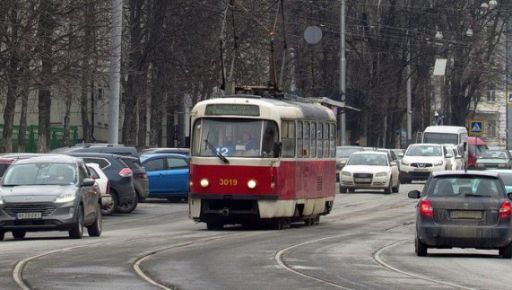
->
(2, 184), (512, 290)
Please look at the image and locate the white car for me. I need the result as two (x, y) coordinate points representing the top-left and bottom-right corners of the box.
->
(400, 143), (447, 184)
(86, 163), (114, 215)
(443, 144), (464, 170)
(339, 151), (400, 194)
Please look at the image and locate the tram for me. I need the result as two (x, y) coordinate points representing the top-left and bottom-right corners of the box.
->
(188, 90), (337, 229)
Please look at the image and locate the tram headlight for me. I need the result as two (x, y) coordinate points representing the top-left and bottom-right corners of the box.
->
(247, 180), (257, 189)
(200, 179), (209, 188)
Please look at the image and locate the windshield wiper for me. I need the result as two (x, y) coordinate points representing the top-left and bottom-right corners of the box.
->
(205, 139), (229, 164)
(464, 193), (488, 198)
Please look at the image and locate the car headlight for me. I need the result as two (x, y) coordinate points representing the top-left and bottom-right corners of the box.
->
(434, 160), (444, 166)
(0, 197), (3, 205)
(498, 163), (507, 168)
(375, 172), (388, 177)
(401, 160), (410, 166)
(341, 171), (352, 176)
(55, 192), (76, 203)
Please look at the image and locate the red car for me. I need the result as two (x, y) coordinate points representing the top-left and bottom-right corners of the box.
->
(467, 137), (488, 168)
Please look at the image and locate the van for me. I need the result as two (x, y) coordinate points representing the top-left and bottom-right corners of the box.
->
(467, 136), (488, 168)
(421, 125), (468, 146)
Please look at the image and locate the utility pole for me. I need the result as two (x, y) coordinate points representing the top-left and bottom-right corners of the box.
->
(340, 0), (347, 145)
(108, 0), (122, 144)
(507, 5), (512, 149)
(406, 32), (412, 146)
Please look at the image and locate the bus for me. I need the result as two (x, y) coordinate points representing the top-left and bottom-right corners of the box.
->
(188, 94), (337, 229)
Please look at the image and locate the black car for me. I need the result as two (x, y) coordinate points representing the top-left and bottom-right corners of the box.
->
(65, 153), (138, 214)
(0, 155), (102, 240)
(119, 156), (149, 202)
(408, 171), (512, 258)
(52, 143), (139, 157)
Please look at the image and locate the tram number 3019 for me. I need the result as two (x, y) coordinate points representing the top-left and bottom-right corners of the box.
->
(219, 178), (238, 186)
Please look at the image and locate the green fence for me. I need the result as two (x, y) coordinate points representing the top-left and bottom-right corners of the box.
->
(0, 124), (79, 152)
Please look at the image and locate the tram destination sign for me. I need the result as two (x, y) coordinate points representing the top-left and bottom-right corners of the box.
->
(205, 104), (260, 116)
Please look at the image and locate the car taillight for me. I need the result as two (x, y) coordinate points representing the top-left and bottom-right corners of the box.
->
(419, 199), (433, 218)
(499, 201), (512, 220)
(119, 168), (132, 177)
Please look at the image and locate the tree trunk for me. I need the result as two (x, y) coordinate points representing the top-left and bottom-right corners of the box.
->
(149, 64), (164, 147)
(36, 1), (55, 153)
(1, 3), (20, 153)
(137, 71), (148, 149)
(62, 92), (72, 146)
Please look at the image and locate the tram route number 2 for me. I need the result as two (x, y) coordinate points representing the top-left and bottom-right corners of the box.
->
(219, 178), (238, 186)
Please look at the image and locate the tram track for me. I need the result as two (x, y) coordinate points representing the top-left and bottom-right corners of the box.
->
(371, 240), (477, 290)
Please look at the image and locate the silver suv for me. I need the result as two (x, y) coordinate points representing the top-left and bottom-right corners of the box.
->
(0, 155), (102, 240)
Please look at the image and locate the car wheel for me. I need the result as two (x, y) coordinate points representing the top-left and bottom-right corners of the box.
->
(87, 203), (102, 237)
(116, 192), (138, 214)
(348, 188), (355, 193)
(384, 180), (392, 194)
(399, 176), (408, 184)
(392, 179), (400, 193)
(12, 230), (26, 240)
(499, 243), (512, 258)
(339, 186), (347, 193)
(69, 205), (84, 239)
(101, 192), (116, 216)
(415, 236), (428, 256)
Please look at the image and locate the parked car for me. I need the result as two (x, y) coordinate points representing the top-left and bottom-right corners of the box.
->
(339, 151), (400, 194)
(335, 146), (364, 181)
(140, 147), (189, 156)
(65, 153), (138, 213)
(0, 153), (45, 177)
(52, 143), (139, 157)
(408, 171), (512, 258)
(476, 150), (512, 169)
(140, 153), (189, 201)
(400, 143), (447, 184)
(86, 163), (114, 215)
(118, 156), (149, 203)
(0, 155), (102, 240)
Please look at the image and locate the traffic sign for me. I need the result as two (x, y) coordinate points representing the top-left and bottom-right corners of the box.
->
(469, 120), (484, 135)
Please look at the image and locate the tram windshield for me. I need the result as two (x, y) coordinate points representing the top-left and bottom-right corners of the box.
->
(192, 118), (279, 158)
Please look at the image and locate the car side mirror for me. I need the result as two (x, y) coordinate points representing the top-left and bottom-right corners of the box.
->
(81, 178), (95, 187)
(408, 190), (421, 199)
(398, 152), (404, 157)
(456, 155), (462, 159)
(390, 161), (397, 166)
(508, 192), (512, 200)
(445, 153), (453, 158)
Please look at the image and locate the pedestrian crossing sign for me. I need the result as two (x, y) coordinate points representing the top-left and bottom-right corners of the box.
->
(469, 120), (483, 135)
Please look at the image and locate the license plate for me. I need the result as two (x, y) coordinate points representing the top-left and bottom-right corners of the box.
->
(450, 210), (482, 219)
(355, 178), (371, 182)
(415, 168), (429, 172)
(16, 212), (42, 219)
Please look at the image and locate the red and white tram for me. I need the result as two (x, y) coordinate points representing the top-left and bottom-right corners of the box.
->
(188, 93), (337, 229)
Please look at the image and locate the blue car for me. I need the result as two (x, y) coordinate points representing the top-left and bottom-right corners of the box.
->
(140, 153), (189, 201)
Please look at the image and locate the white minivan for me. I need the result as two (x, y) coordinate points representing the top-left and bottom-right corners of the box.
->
(421, 125), (468, 148)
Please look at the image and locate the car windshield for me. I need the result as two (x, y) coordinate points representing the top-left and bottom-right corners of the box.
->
(406, 145), (442, 157)
(423, 132), (458, 144)
(347, 154), (388, 166)
(2, 163), (77, 186)
(480, 151), (508, 159)
(192, 118), (278, 158)
(336, 147), (362, 158)
(430, 176), (503, 197)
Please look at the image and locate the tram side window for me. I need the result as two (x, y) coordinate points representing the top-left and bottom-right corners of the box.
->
(192, 121), (202, 156)
(282, 121), (296, 157)
(317, 123), (323, 157)
(296, 121), (303, 158)
(310, 122), (317, 158)
(323, 123), (329, 157)
(329, 123), (336, 157)
(303, 122), (310, 158)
